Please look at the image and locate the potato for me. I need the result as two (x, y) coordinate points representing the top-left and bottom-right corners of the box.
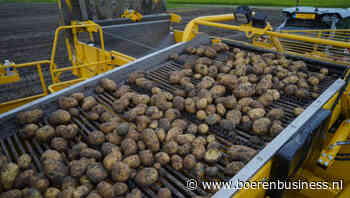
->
(86, 131), (105, 146)
(204, 47), (217, 58)
(210, 85), (226, 98)
(172, 119), (188, 130)
(320, 68), (328, 75)
(138, 150), (153, 166)
(126, 188), (142, 198)
(123, 155), (141, 169)
(80, 148), (102, 160)
(183, 154), (196, 170)
(111, 162), (130, 182)
(270, 121), (284, 136)
(267, 108), (284, 120)
(16, 154), (31, 170)
(143, 129), (160, 152)
(45, 187), (60, 198)
(135, 168), (158, 186)
(169, 71), (184, 84)
(294, 107), (304, 116)
(258, 93), (274, 107)
(95, 86), (104, 94)
(57, 124), (78, 139)
(49, 110), (71, 125)
(224, 161), (245, 176)
(297, 79), (309, 89)
(114, 122), (128, 137)
(86, 191), (102, 198)
(196, 57), (212, 65)
(0, 189), (22, 198)
(41, 150), (63, 162)
(114, 85), (131, 98)
(216, 103), (226, 116)
(233, 83), (255, 98)
(69, 108), (80, 117)
(43, 159), (68, 186)
(103, 151), (122, 171)
(227, 145), (257, 162)
(223, 96), (237, 109)
(193, 162), (206, 178)
(17, 109), (43, 124)
(34, 177), (50, 192)
(308, 76), (320, 86)
(157, 188), (172, 198)
(36, 125), (55, 142)
(226, 110), (242, 125)
(69, 159), (88, 178)
(198, 123), (209, 134)
(192, 144), (205, 160)
(162, 140), (177, 154)
(206, 166), (219, 177)
(184, 98), (196, 113)
(96, 181), (114, 198)
(165, 127), (183, 142)
(86, 162), (107, 184)
(22, 188), (42, 198)
(185, 46), (196, 54)
(58, 96), (78, 110)
(128, 71), (145, 84)
(196, 110), (207, 120)
(105, 132), (122, 145)
(21, 123), (39, 138)
(99, 78), (117, 92)
(13, 169), (34, 189)
(97, 122), (116, 134)
(50, 137), (68, 152)
(81, 96), (97, 111)
(171, 155), (183, 170)
(87, 112), (99, 121)
(155, 152), (170, 165)
(204, 148), (222, 163)
(176, 134), (195, 145)
(187, 124), (198, 134)
(121, 138), (137, 156)
(295, 88), (309, 99)
(1, 163), (19, 189)
(252, 117), (271, 134)
(177, 143), (192, 156)
(247, 108), (266, 120)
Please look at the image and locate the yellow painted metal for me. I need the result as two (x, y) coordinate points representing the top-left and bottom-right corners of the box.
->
(295, 13), (316, 20)
(232, 160), (272, 198)
(170, 13), (182, 23)
(318, 119), (350, 168)
(121, 10), (143, 22)
(173, 30), (184, 43)
(48, 78), (87, 93)
(0, 60), (50, 113)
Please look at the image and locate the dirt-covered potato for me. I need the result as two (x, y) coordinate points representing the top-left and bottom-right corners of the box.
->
(142, 129), (160, 152)
(86, 191), (102, 198)
(196, 110), (207, 121)
(171, 155), (183, 170)
(165, 127), (183, 142)
(155, 152), (170, 165)
(123, 155), (141, 169)
(50, 137), (68, 152)
(43, 159), (68, 186)
(163, 141), (179, 154)
(169, 71), (185, 84)
(210, 85), (226, 98)
(80, 148), (102, 160)
(17, 109), (43, 124)
(270, 121), (284, 136)
(22, 188), (43, 198)
(233, 83), (255, 98)
(204, 148), (222, 163)
(204, 47), (217, 58)
(226, 110), (242, 125)
(113, 182), (129, 196)
(192, 144), (205, 160)
(252, 117), (271, 134)
(58, 96), (78, 110)
(34, 177), (50, 192)
(157, 188), (172, 198)
(196, 57), (212, 65)
(295, 88), (309, 99)
(183, 154), (196, 170)
(224, 161), (245, 176)
(96, 181), (114, 198)
(138, 150), (153, 166)
(87, 112), (99, 121)
(0, 189), (22, 198)
(81, 96), (97, 111)
(135, 168), (159, 186)
(36, 125), (55, 142)
(57, 123), (78, 139)
(99, 78), (117, 92)
(102, 149), (122, 170)
(121, 138), (137, 156)
(177, 143), (192, 156)
(49, 109), (71, 125)
(41, 150), (63, 162)
(267, 108), (284, 120)
(227, 145), (257, 162)
(184, 98), (196, 113)
(247, 108), (266, 120)
(308, 76), (320, 86)
(198, 123), (209, 134)
(69, 159), (89, 178)
(15, 154), (31, 170)
(320, 68), (328, 75)
(45, 187), (60, 198)
(21, 123), (39, 139)
(1, 163), (19, 189)
(294, 107), (304, 116)
(258, 93), (274, 107)
(111, 162), (130, 182)
(87, 131), (105, 146)
(126, 188), (142, 198)
(86, 162), (108, 184)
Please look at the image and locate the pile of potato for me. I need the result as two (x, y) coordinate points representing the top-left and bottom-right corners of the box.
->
(1, 73), (259, 197)
(155, 42), (327, 136)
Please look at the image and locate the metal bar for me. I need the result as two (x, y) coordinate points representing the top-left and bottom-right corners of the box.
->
(37, 63), (48, 95)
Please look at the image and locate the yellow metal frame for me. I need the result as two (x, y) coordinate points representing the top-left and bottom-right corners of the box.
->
(121, 10), (143, 22)
(0, 60), (49, 114)
(0, 65), (20, 85)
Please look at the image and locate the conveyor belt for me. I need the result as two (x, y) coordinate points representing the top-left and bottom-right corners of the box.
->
(0, 36), (345, 197)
